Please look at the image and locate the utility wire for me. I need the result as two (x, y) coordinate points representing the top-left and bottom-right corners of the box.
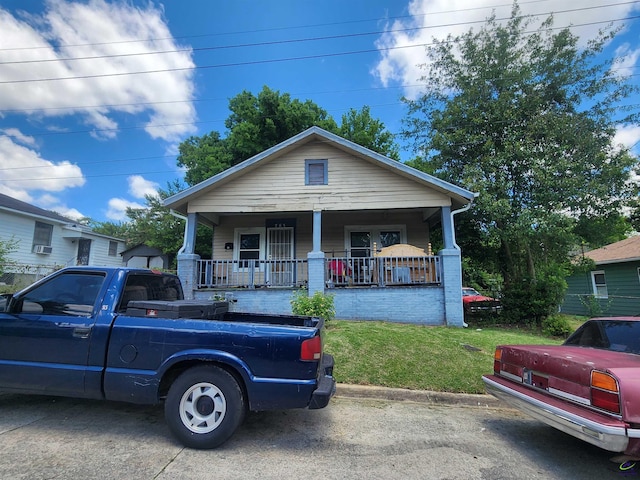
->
(1, 1), (637, 66)
(0, 10), (638, 84)
(1, 0), (630, 53)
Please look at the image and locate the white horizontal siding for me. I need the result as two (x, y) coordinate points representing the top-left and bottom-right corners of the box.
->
(1, 212), (124, 268)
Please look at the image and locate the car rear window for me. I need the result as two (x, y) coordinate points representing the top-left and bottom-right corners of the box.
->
(564, 320), (640, 354)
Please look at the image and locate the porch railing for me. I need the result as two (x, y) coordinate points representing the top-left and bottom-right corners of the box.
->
(197, 255), (440, 289)
(326, 255), (440, 287)
(198, 259), (309, 289)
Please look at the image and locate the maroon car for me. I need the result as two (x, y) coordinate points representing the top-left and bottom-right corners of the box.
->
(483, 317), (640, 456)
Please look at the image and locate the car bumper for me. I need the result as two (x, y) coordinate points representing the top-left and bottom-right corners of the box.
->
(483, 374), (640, 453)
(309, 354), (336, 409)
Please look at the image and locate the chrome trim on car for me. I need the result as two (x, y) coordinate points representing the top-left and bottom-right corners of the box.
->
(499, 370), (522, 383)
(483, 375), (629, 453)
(548, 387), (590, 406)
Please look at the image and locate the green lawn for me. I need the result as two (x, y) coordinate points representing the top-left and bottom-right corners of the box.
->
(324, 319), (579, 394)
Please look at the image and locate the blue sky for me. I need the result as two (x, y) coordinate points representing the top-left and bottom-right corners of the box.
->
(1, 0), (639, 223)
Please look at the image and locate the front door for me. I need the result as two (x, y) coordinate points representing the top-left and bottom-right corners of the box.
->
(77, 239), (91, 265)
(266, 227), (294, 286)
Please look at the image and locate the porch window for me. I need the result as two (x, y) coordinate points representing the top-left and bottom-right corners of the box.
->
(345, 225), (406, 256)
(305, 159), (327, 185)
(32, 221), (53, 250)
(591, 271), (608, 298)
(234, 228), (265, 270)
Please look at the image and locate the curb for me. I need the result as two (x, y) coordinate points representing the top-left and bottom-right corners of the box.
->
(335, 383), (504, 408)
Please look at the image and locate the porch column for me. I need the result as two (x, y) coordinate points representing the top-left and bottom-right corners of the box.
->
(177, 212), (200, 300)
(307, 209), (326, 295)
(439, 205), (465, 327)
(182, 212), (199, 254)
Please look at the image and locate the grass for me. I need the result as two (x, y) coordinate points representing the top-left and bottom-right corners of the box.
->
(324, 315), (586, 394)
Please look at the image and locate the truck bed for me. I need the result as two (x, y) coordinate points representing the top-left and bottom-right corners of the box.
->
(125, 299), (321, 328)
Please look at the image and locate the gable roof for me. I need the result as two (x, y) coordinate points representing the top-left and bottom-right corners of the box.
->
(164, 126), (477, 213)
(0, 192), (76, 224)
(584, 236), (640, 265)
(0, 192), (125, 242)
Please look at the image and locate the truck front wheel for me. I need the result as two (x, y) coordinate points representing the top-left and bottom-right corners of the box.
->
(165, 365), (245, 449)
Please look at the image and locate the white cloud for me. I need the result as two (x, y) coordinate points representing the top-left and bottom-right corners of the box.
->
(37, 193), (84, 221)
(373, 0), (640, 98)
(615, 125), (640, 153)
(1, 128), (37, 147)
(0, 135), (85, 193)
(0, 0), (197, 142)
(128, 175), (159, 199)
(613, 43), (640, 78)
(105, 197), (146, 221)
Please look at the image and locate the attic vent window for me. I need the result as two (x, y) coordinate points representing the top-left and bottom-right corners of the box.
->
(305, 159), (328, 185)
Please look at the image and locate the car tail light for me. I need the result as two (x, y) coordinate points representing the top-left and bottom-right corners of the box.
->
(591, 371), (620, 414)
(301, 335), (322, 361)
(493, 348), (502, 373)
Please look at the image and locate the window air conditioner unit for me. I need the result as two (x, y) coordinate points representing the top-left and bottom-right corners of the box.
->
(34, 245), (53, 254)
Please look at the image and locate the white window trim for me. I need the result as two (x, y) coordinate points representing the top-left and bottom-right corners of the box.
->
(234, 227), (265, 272)
(591, 270), (608, 299)
(344, 224), (407, 255)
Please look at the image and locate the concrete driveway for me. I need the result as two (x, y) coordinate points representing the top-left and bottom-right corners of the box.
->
(0, 387), (632, 479)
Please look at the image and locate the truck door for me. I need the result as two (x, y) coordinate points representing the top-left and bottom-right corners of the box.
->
(0, 270), (105, 396)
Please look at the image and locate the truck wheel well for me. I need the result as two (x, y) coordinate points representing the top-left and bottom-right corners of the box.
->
(158, 361), (248, 403)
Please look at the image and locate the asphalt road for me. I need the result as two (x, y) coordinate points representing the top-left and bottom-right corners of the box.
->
(0, 388), (634, 480)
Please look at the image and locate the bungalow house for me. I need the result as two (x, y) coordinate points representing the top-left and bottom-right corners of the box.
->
(163, 127), (477, 326)
(561, 236), (640, 317)
(0, 192), (126, 286)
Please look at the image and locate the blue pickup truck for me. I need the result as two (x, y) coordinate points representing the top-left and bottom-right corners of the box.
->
(0, 266), (335, 449)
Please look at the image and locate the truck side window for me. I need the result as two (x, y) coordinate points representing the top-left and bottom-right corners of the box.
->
(19, 272), (106, 316)
(118, 273), (184, 312)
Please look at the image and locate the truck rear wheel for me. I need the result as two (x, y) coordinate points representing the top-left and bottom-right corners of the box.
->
(165, 365), (245, 449)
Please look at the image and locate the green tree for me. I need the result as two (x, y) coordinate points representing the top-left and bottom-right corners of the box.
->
(91, 181), (212, 266)
(339, 106), (400, 160)
(176, 132), (234, 187)
(225, 86), (338, 162)
(402, 4), (639, 324)
(0, 237), (17, 273)
(176, 86), (401, 186)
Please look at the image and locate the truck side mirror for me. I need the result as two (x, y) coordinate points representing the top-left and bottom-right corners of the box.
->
(0, 293), (13, 313)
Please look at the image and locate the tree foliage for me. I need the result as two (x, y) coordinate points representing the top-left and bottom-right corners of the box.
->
(91, 180), (212, 266)
(177, 86), (399, 186)
(339, 106), (400, 160)
(402, 4), (640, 324)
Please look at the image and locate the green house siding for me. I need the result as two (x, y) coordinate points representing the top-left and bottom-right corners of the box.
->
(561, 261), (640, 316)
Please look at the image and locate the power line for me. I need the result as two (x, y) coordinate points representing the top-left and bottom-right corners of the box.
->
(0, 11), (638, 85)
(1, 1), (637, 66)
(1, 0), (622, 54)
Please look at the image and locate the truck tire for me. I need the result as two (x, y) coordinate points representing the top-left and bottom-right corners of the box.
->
(164, 365), (246, 449)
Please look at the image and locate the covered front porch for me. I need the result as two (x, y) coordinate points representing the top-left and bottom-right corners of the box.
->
(175, 206), (466, 326)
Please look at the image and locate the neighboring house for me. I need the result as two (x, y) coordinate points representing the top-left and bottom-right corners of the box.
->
(561, 236), (640, 317)
(163, 127), (477, 326)
(121, 243), (170, 269)
(0, 193), (125, 285)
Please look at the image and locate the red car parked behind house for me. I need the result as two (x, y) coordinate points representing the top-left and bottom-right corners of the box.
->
(462, 287), (502, 316)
